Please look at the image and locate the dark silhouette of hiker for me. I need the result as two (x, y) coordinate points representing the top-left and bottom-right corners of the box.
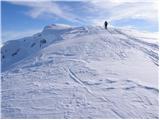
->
(104, 21), (108, 29)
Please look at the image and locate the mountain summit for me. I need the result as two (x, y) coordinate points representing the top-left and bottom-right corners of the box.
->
(1, 24), (159, 118)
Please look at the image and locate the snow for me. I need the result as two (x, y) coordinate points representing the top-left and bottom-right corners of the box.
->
(1, 24), (159, 118)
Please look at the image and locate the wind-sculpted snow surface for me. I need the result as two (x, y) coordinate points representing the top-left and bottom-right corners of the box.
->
(1, 25), (159, 118)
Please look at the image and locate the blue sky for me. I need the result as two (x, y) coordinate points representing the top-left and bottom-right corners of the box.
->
(1, 0), (159, 42)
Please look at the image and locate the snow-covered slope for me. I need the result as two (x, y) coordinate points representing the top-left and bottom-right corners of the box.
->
(1, 24), (72, 71)
(1, 24), (159, 118)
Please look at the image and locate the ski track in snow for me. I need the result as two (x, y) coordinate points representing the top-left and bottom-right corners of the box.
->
(1, 25), (159, 118)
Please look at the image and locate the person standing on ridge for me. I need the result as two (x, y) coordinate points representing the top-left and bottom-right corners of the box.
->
(104, 21), (108, 29)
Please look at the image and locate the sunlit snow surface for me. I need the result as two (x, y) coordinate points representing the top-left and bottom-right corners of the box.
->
(1, 25), (159, 118)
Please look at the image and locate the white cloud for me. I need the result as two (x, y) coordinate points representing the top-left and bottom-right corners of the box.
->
(7, 0), (159, 25)
(8, 1), (81, 23)
(109, 3), (158, 22)
(89, 0), (158, 23)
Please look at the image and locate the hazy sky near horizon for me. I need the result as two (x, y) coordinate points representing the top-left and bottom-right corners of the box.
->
(1, 0), (159, 42)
